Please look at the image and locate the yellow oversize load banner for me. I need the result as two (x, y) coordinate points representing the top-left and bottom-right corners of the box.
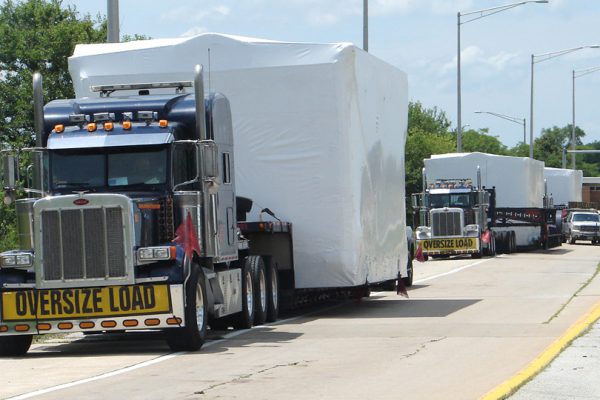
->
(420, 237), (479, 252)
(1, 284), (171, 321)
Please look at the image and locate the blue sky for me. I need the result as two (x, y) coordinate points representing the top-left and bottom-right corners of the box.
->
(65, 0), (600, 147)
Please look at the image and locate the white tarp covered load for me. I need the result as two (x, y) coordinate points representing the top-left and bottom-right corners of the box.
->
(425, 152), (545, 208)
(544, 167), (583, 206)
(68, 33), (409, 289)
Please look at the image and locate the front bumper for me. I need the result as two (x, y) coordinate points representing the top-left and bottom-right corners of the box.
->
(571, 231), (600, 241)
(0, 284), (185, 336)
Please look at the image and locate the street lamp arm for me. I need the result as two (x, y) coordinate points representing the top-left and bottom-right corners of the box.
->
(534, 45), (600, 64)
(476, 111), (524, 126)
(574, 65), (600, 79)
(460, 1), (546, 22)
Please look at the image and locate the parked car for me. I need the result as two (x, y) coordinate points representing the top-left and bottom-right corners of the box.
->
(563, 211), (600, 244)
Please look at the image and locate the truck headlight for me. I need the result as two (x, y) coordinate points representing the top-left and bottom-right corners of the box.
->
(416, 226), (431, 239)
(137, 246), (176, 262)
(1, 252), (33, 268)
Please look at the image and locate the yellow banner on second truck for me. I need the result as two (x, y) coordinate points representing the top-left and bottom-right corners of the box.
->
(419, 237), (479, 252)
(1, 284), (171, 321)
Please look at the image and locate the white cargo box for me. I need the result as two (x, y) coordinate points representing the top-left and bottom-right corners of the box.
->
(68, 33), (409, 289)
(424, 152), (545, 208)
(544, 167), (583, 207)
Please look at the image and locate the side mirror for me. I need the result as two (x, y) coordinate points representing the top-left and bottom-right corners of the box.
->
(2, 153), (18, 189)
(199, 140), (218, 179)
(411, 193), (420, 209)
(2, 153), (18, 205)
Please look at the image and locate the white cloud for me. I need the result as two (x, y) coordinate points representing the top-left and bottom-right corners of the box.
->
(440, 46), (520, 75)
(162, 5), (230, 23)
(431, 0), (474, 15)
(181, 26), (208, 37)
(307, 12), (339, 27)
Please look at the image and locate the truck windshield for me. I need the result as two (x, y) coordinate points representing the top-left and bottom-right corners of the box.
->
(572, 213), (600, 222)
(50, 147), (168, 192)
(428, 193), (473, 208)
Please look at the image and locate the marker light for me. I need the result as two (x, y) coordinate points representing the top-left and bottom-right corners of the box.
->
(159, 120), (168, 128)
(122, 120), (132, 130)
(87, 123), (97, 132)
(103, 122), (114, 131)
(54, 124), (65, 133)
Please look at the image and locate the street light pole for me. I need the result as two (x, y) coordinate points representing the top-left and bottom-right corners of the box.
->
(456, 0), (548, 153)
(571, 65), (600, 169)
(529, 45), (600, 159)
(363, 0), (368, 52)
(457, 12), (461, 152)
(475, 111), (526, 144)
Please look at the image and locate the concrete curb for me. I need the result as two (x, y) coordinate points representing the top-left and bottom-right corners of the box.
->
(481, 298), (600, 400)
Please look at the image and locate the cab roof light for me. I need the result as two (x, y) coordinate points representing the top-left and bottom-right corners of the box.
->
(87, 123), (97, 132)
(137, 111), (158, 125)
(93, 112), (115, 123)
(54, 124), (64, 134)
(103, 121), (114, 132)
(69, 114), (86, 124)
(122, 120), (132, 130)
(159, 120), (168, 128)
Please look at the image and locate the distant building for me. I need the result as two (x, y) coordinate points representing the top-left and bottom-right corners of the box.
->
(582, 177), (600, 208)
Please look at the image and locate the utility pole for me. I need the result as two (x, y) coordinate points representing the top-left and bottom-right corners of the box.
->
(107, 0), (119, 43)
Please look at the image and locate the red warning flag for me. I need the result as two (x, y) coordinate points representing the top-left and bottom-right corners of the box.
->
(174, 212), (201, 258)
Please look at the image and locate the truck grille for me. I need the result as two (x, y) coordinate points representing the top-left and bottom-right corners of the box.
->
(41, 207), (126, 282)
(431, 210), (462, 237)
(580, 226), (599, 232)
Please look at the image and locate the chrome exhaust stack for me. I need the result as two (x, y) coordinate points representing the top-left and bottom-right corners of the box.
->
(194, 64), (207, 141)
(33, 72), (44, 147)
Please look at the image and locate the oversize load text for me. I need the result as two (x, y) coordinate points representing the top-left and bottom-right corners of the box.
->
(421, 238), (477, 251)
(1, 285), (171, 321)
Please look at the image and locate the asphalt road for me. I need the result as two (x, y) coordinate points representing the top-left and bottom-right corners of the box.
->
(2, 243), (599, 400)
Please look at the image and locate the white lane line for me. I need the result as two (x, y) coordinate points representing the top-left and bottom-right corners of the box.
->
(413, 257), (496, 284)
(8, 259), (487, 399)
(6, 304), (344, 400)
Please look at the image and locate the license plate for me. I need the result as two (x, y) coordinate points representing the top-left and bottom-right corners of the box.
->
(420, 238), (479, 252)
(1, 284), (171, 321)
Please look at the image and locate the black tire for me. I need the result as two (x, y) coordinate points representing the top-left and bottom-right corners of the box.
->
(249, 256), (267, 326)
(0, 335), (32, 357)
(569, 234), (576, 245)
(232, 259), (255, 329)
(511, 231), (517, 253)
(505, 232), (513, 254)
(165, 264), (207, 352)
(402, 256), (414, 287)
(489, 234), (496, 257)
(266, 263), (279, 322)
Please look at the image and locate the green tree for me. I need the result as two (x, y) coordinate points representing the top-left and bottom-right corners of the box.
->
(532, 125), (585, 168)
(0, 0), (107, 251)
(405, 102), (454, 199)
(0, 0), (106, 148)
(461, 128), (509, 155)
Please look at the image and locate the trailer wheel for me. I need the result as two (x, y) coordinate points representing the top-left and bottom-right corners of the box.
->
(266, 263), (279, 322)
(232, 259), (255, 329)
(165, 264), (207, 352)
(0, 335), (32, 357)
(510, 231), (517, 253)
(249, 256), (267, 326)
